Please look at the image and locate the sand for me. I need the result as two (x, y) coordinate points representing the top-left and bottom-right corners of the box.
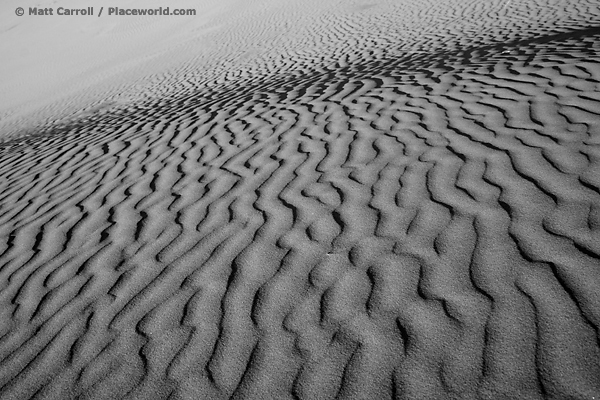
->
(1, 0), (600, 399)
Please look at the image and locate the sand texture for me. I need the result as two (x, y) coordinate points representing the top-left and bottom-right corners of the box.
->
(1, 0), (600, 399)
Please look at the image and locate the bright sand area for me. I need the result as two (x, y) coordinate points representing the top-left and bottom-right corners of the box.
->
(1, 0), (600, 399)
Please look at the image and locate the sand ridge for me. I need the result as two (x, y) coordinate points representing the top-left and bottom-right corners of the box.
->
(1, 0), (600, 399)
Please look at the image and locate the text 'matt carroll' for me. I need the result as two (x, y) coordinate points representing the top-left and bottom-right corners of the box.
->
(29, 7), (95, 16)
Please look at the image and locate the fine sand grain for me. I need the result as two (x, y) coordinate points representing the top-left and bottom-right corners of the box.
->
(1, 0), (600, 399)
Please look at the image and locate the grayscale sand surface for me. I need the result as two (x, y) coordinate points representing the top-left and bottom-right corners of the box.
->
(1, 0), (600, 399)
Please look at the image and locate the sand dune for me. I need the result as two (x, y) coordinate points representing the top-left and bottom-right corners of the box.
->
(1, 0), (600, 399)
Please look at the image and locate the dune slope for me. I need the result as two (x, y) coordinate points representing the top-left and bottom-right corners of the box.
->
(1, 0), (600, 399)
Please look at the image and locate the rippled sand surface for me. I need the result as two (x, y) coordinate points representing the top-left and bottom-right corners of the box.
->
(1, 1), (600, 399)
